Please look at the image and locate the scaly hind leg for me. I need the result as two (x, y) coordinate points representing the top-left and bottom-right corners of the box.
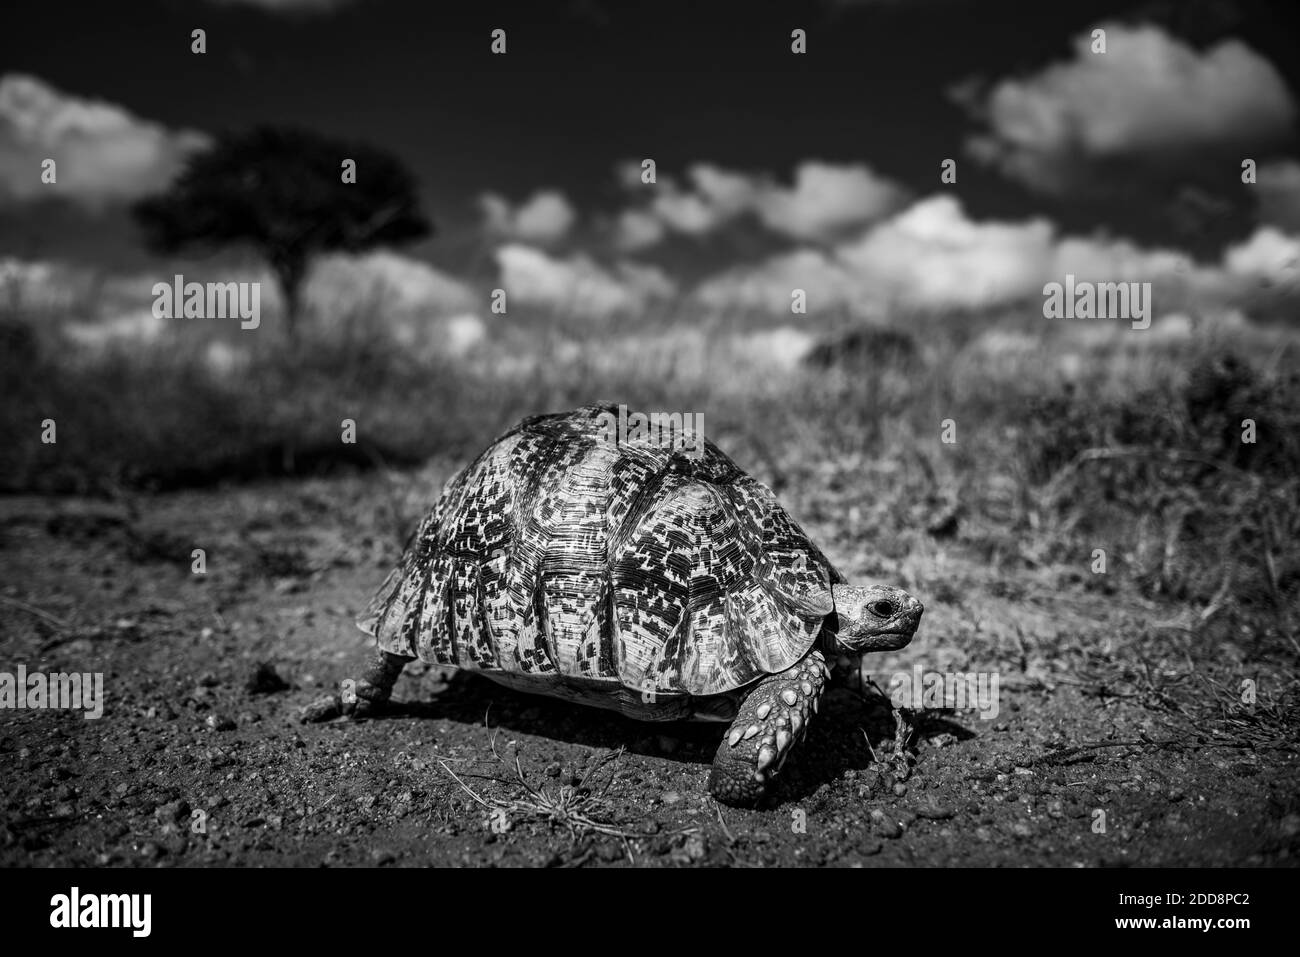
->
(303, 648), (412, 722)
(343, 648), (412, 718)
(708, 649), (828, 807)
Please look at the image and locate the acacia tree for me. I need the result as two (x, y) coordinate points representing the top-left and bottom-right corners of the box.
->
(132, 126), (432, 337)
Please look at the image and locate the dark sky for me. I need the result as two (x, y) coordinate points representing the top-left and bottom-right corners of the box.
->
(2, 0), (1298, 273)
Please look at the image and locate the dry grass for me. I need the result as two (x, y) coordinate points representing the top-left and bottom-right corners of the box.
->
(3, 291), (1297, 674)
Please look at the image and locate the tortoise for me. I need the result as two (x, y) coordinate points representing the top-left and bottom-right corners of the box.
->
(342, 405), (923, 806)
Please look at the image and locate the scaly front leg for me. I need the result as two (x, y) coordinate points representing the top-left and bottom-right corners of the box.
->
(708, 649), (828, 807)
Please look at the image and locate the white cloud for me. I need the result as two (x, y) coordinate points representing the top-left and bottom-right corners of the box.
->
(695, 248), (875, 315)
(690, 164), (761, 216)
(1223, 227), (1300, 287)
(1258, 160), (1300, 233)
(695, 197), (1054, 315)
(495, 243), (677, 318)
(11, 252), (478, 328)
(0, 74), (210, 207)
(615, 160), (909, 248)
(612, 208), (667, 252)
(838, 195), (1055, 309)
(303, 250), (479, 318)
(6, 252), (486, 356)
(79, 252), (479, 334)
(752, 161), (910, 240)
(961, 24), (1296, 193)
(693, 194), (1300, 316)
(1049, 234), (1239, 311)
(480, 189), (576, 245)
(613, 260), (679, 301)
(649, 179), (725, 235)
(1050, 235), (1199, 283)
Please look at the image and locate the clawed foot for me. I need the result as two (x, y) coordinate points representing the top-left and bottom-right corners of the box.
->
(299, 650), (410, 723)
(342, 676), (392, 718)
(708, 651), (828, 807)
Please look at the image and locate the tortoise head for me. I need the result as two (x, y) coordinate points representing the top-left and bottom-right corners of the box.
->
(827, 583), (923, 653)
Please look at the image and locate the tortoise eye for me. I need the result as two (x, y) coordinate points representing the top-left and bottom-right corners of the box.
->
(868, 600), (895, 619)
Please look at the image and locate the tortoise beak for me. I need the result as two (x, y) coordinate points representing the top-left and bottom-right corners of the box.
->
(860, 628), (915, 652)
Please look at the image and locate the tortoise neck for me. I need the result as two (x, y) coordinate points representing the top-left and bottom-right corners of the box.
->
(816, 629), (864, 687)
(816, 628), (841, 667)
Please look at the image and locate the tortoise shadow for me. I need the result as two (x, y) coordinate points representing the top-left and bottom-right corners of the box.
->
(373, 670), (976, 804)
(378, 671), (723, 763)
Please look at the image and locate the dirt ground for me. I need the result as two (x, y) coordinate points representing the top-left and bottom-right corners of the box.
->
(2, 467), (1298, 868)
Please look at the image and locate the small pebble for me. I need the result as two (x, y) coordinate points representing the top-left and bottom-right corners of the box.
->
(299, 694), (341, 723)
(155, 800), (189, 824)
(245, 662), (290, 695)
(870, 808), (903, 839)
(206, 714), (236, 732)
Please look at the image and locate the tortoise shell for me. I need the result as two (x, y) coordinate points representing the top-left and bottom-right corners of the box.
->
(357, 405), (845, 702)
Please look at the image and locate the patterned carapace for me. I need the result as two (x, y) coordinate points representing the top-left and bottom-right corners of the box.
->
(358, 404), (846, 703)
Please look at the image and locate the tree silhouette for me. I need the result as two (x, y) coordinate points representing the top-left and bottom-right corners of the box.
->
(132, 126), (432, 336)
